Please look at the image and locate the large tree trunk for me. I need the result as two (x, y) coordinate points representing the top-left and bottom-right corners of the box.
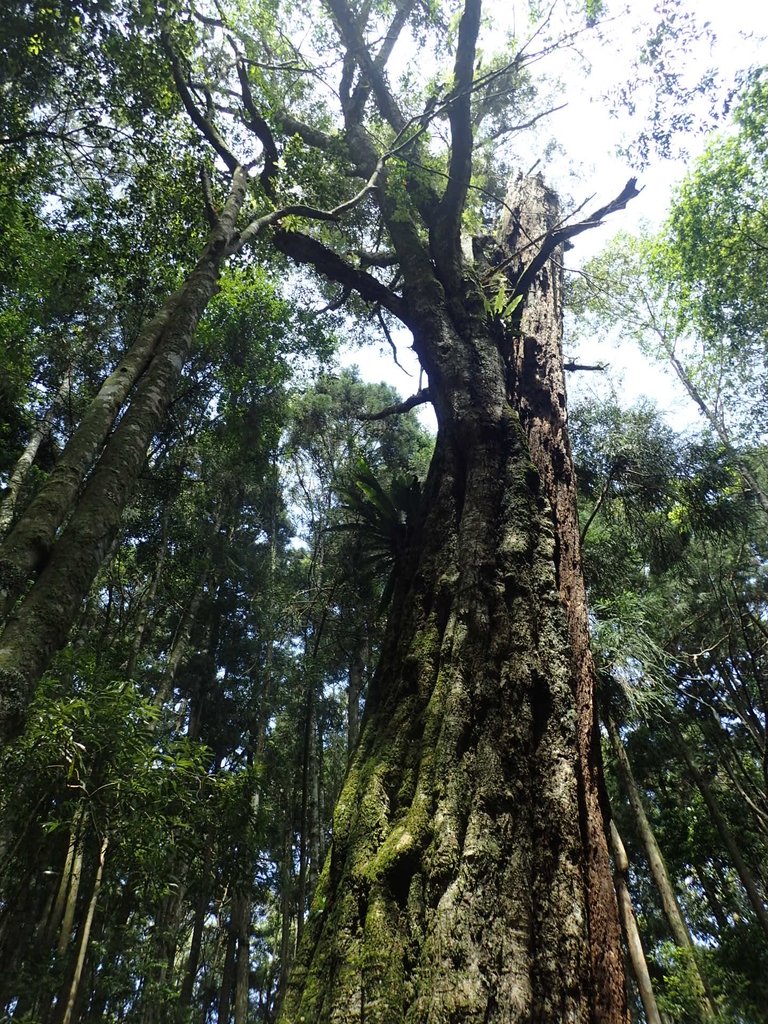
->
(280, 178), (628, 1020)
(498, 175), (627, 1020)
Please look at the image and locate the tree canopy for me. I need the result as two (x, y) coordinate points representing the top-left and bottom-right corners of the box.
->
(0, 1), (767, 1022)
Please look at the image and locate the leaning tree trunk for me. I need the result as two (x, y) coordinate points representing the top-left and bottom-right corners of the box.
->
(0, 284), (195, 620)
(279, 174), (628, 1023)
(0, 169), (248, 741)
(606, 715), (716, 1017)
(609, 822), (663, 1024)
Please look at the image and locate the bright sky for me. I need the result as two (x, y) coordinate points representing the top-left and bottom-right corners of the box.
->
(341, 0), (768, 433)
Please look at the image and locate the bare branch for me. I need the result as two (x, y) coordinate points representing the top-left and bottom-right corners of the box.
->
(232, 159), (384, 252)
(563, 360), (607, 372)
(377, 309), (411, 375)
(513, 178), (643, 296)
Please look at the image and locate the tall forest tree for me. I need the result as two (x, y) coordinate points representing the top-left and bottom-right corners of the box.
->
(5, 0), (762, 1022)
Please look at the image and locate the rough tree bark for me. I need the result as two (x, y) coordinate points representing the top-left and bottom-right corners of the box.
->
(497, 175), (627, 1017)
(279, 164), (632, 1019)
(267, 0), (640, 1011)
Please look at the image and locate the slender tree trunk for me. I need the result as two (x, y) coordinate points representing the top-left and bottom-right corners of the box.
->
(607, 717), (716, 1016)
(60, 833), (108, 1024)
(179, 845), (215, 1017)
(665, 350), (768, 517)
(610, 822), (663, 1024)
(233, 891), (251, 1024)
(694, 861), (729, 933)
(347, 638), (367, 754)
(499, 174), (627, 1021)
(218, 908), (237, 1024)
(276, 804), (295, 1011)
(125, 511), (168, 681)
(307, 706), (321, 900)
(56, 829), (85, 957)
(0, 171), (248, 740)
(0, 370), (75, 538)
(47, 805), (85, 949)
(677, 732), (768, 939)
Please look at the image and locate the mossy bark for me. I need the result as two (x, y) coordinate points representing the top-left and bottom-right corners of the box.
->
(498, 175), (627, 1023)
(280, 178), (627, 1023)
(0, 171), (247, 739)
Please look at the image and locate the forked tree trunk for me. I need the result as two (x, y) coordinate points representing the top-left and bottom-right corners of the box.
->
(0, 285), (198, 619)
(280, 177), (627, 1023)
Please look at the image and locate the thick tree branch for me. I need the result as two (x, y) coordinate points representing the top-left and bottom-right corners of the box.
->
(272, 229), (412, 325)
(434, 0), (481, 250)
(234, 57), (280, 195)
(164, 36), (240, 174)
(325, 0), (407, 133)
(358, 387), (431, 420)
(347, 0), (416, 123)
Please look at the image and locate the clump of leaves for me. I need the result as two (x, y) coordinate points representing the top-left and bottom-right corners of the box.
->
(333, 458), (422, 608)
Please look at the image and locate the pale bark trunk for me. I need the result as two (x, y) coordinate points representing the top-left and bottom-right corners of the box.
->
(607, 717), (716, 1016)
(56, 830), (84, 957)
(47, 805), (85, 949)
(678, 732), (768, 939)
(665, 350), (768, 517)
(61, 833), (108, 1024)
(610, 822), (663, 1024)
